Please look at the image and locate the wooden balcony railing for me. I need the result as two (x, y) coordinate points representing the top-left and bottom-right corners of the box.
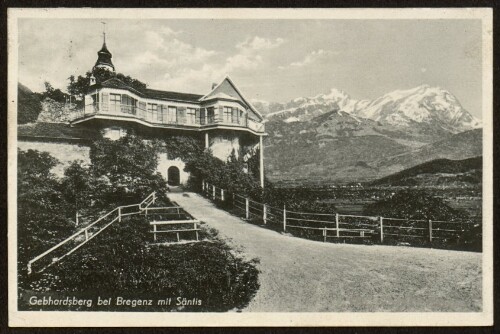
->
(71, 103), (265, 133)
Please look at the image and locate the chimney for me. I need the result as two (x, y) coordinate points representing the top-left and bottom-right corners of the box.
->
(212, 82), (217, 90)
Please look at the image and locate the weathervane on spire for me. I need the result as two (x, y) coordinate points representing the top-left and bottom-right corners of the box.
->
(101, 21), (106, 44)
(93, 21), (115, 73)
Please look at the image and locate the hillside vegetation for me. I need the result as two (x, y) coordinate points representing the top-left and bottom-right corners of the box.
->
(18, 83), (42, 124)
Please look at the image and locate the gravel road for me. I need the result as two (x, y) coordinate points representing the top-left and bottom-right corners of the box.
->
(168, 192), (482, 312)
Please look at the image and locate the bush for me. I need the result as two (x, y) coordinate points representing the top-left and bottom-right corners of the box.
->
(20, 216), (260, 312)
(89, 134), (168, 205)
(363, 190), (480, 251)
(17, 149), (75, 269)
(363, 189), (466, 221)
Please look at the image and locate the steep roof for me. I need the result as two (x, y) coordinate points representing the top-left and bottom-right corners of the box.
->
(94, 42), (115, 71)
(18, 122), (99, 141)
(200, 76), (263, 120)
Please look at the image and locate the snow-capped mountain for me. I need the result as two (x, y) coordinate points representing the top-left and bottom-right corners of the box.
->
(259, 85), (481, 134)
(350, 85), (481, 133)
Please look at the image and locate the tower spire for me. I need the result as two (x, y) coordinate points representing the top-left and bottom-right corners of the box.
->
(93, 21), (115, 73)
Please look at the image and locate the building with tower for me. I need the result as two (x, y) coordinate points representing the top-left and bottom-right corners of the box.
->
(18, 30), (267, 188)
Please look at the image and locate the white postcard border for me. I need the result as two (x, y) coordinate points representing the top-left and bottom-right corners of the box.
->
(7, 7), (494, 327)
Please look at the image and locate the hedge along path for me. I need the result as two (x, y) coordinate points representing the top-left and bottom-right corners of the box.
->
(168, 192), (482, 312)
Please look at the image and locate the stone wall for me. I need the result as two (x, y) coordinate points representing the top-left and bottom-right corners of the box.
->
(17, 140), (91, 177)
(37, 98), (81, 123)
(17, 139), (191, 185)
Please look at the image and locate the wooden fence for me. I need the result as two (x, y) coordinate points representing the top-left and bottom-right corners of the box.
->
(202, 182), (477, 248)
(27, 192), (160, 274)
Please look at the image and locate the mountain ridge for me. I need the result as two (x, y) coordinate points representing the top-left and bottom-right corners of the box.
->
(260, 84), (483, 184)
(254, 85), (481, 135)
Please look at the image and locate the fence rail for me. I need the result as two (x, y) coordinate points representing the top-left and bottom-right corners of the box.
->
(27, 192), (159, 275)
(201, 182), (478, 248)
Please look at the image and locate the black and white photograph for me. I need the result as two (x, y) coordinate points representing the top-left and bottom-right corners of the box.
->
(7, 8), (493, 327)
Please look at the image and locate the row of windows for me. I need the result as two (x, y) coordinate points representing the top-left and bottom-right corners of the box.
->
(97, 93), (246, 125)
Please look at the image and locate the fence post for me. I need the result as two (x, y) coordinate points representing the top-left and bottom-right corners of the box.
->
(221, 188), (225, 201)
(335, 213), (340, 237)
(263, 204), (267, 225)
(152, 192), (156, 204)
(428, 219), (433, 243)
(245, 198), (249, 219)
(283, 205), (287, 232)
(202, 180), (205, 191)
(75, 211), (79, 227)
(379, 217), (384, 243)
(232, 193), (235, 207)
(118, 207), (122, 222)
(85, 228), (89, 241)
(213, 186), (216, 200)
(27, 262), (32, 275)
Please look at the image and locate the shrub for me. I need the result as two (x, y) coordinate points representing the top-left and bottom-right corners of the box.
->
(21, 216), (260, 312)
(17, 149), (75, 269)
(363, 189), (480, 251)
(89, 134), (168, 205)
(363, 189), (467, 221)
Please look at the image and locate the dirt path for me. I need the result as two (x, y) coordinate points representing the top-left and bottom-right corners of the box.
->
(168, 192), (482, 312)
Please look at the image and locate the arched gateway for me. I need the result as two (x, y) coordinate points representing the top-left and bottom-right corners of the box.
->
(167, 166), (180, 186)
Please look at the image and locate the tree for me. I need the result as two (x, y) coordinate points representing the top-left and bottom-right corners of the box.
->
(89, 134), (167, 203)
(60, 161), (109, 215)
(17, 149), (74, 267)
(37, 81), (67, 103)
(67, 67), (147, 99)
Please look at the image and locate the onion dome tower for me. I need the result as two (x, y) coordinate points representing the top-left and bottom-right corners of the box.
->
(93, 23), (115, 72)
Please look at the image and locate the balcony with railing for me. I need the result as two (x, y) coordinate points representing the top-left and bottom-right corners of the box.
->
(71, 102), (265, 134)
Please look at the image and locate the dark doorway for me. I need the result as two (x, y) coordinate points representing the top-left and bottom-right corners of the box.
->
(168, 166), (180, 186)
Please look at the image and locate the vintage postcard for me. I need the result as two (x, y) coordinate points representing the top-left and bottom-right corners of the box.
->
(8, 8), (493, 327)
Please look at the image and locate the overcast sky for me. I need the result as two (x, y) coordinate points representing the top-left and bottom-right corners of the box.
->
(17, 18), (483, 118)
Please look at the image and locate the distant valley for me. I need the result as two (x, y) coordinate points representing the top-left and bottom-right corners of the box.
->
(255, 85), (482, 184)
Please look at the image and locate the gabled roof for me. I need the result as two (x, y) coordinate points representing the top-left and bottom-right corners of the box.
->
(200, 76), (263, 120)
